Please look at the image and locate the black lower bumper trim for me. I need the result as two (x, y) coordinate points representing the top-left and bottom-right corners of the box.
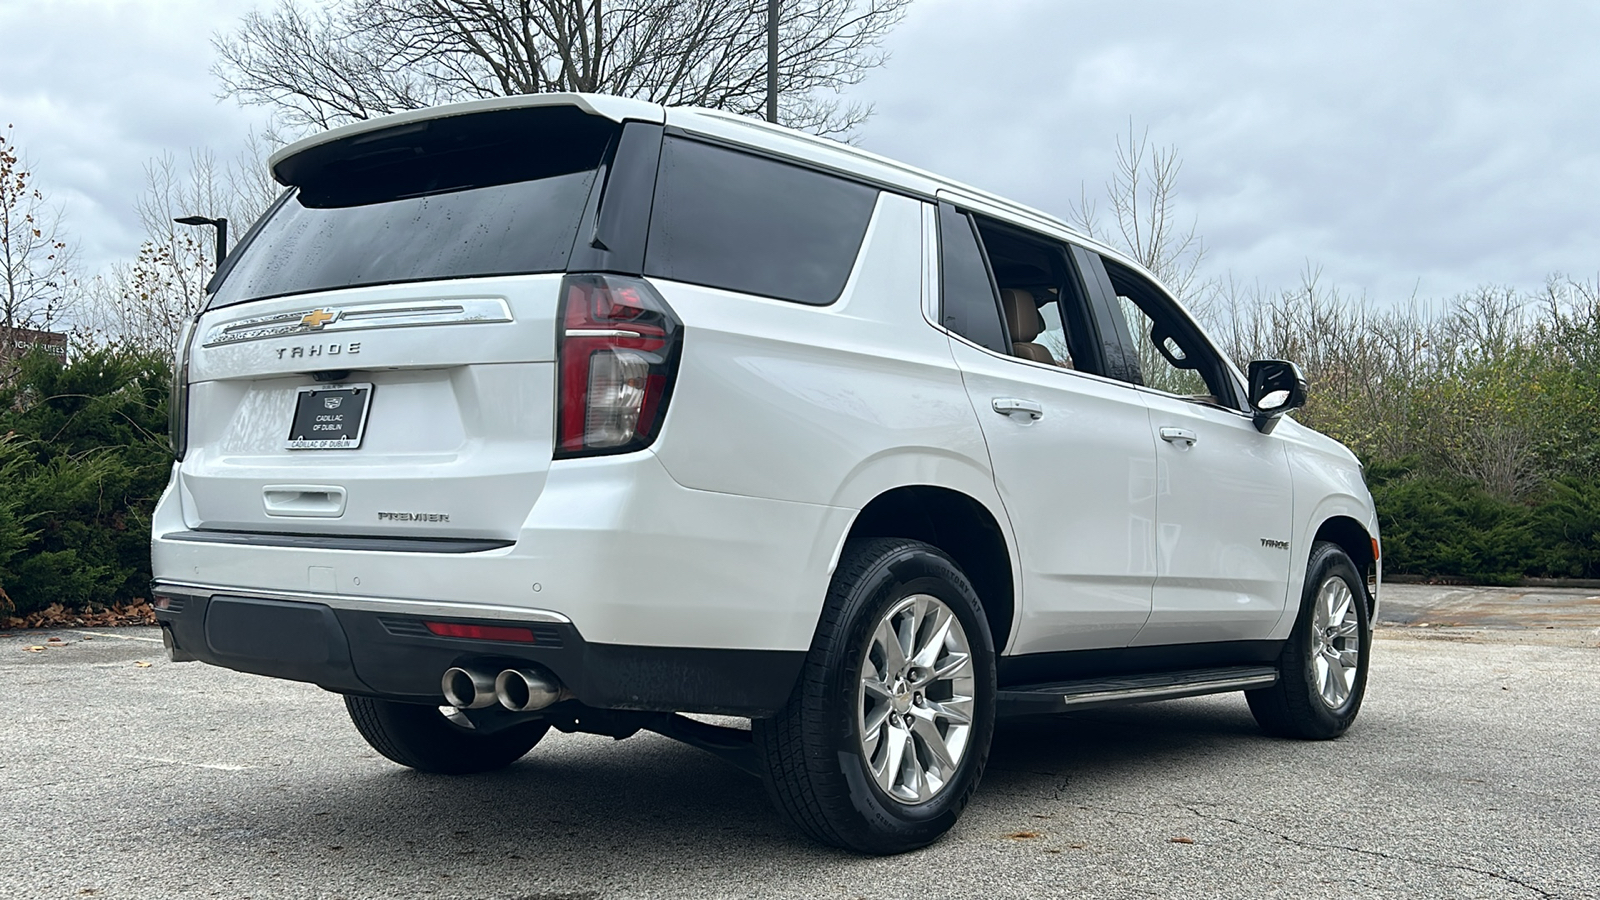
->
(164, 529), (514, 554)
(152, 587), (804, 717)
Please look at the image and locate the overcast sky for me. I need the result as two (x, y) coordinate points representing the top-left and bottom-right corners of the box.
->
(2, 0), (1597, 304)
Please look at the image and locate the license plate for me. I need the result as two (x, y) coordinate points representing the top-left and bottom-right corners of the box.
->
(286, 384), (373, 450)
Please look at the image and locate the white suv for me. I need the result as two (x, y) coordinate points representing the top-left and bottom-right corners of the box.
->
(151, 93), (1381, 854)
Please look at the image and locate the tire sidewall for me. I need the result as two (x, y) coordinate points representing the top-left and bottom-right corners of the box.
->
(1293, 544), (1371, 733)
(819, 545), (997, 845)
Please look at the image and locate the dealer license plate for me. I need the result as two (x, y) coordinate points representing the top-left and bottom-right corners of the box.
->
(285, 384), (373, 450)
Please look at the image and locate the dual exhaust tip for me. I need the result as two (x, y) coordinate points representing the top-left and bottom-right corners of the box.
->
(442, 666), (562, 713)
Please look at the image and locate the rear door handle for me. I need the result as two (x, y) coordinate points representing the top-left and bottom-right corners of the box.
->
(992, 398), (1044, 421)
(1159, 426), (1198, 447)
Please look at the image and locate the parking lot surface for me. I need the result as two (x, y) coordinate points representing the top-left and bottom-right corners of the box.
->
(3, 584), (1597, 899)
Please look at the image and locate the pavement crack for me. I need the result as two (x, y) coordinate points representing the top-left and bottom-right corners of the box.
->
(1180, 804), (1558, 899)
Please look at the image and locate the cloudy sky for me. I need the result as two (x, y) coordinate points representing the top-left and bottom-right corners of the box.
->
(2, 0), (1598, 304)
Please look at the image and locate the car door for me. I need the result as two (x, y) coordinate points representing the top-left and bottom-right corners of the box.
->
(934, 200), (1157, 655)
(1079, 250), (1295, 646)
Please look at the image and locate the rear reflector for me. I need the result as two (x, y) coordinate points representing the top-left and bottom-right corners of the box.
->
(424, 622), (537, 643)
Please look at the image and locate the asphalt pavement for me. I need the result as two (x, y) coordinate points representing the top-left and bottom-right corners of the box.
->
(2, 583), (1597, 899)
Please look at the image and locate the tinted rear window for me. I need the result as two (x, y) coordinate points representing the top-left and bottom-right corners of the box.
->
(209, 106), (615, 309)
(938, 203), (1009, 354)
(644, 137), (878, 305)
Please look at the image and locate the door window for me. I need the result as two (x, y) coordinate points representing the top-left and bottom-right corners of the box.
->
(1096, 257), (1242, 409)
(937, 203), (1010, 354)
(971, 219), (1102, 375)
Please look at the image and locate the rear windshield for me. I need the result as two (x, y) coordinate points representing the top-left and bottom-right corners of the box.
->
(209, 106), (615, 309)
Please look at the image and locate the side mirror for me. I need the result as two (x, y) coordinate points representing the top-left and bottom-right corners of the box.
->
(1247, 360), (1307, 434)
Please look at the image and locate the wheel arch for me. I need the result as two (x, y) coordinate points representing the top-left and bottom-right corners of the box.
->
(840, 485), (1017, 655)
(1312, 514), (1377, 615)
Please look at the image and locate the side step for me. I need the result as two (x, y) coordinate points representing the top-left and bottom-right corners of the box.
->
(996, 665), (1278, 719)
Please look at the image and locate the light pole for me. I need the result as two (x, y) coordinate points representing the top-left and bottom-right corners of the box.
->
(174, 215), (229, 272)
(766, 0), (779, 123)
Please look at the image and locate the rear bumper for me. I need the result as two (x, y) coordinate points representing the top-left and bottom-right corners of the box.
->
(151, 581), (804, 716)
(152, 451), (853, 652)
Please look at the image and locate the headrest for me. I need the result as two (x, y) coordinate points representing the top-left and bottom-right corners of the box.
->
(1000, 288), (1043, 342)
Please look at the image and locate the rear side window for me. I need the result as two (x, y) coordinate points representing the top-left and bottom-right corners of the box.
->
(209, 106), (616, 309)
(937, 203), (1009, 354)
(644, 137), (878, 305)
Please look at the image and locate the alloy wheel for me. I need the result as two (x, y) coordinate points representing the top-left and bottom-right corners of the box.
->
(1310, 576), (1361, 709)
(857, 593), (976, 804)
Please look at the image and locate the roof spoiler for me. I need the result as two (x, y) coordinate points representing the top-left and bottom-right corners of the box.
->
(268, 93), (665, 186)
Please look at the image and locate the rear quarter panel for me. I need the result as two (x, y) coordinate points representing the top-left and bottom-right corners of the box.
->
(649, 192), (1001, 514)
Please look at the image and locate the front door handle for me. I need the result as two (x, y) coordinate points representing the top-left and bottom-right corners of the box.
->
(992, 398), (1044, 421)
(1159, 426), (1199, 447)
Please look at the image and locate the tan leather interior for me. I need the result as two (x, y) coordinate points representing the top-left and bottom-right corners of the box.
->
(1000, 288), (1059, 366)
(1001, 289), (1041, 341)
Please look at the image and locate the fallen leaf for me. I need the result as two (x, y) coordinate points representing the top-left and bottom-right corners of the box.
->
(3, 601), (156, 630)
(24, 646), (45, 652)
(1170, 836), (1195, 844)
(46, 637), (61, 643)
(134, 661), (152, 668)
(1068, 842), (1086, 849)
(1007, 831), (1040, 840)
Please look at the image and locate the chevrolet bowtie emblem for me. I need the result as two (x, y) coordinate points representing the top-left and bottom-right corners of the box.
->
(299, 309), (337, 329)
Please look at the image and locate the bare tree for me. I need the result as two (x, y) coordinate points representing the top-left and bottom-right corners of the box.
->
(87, 137), (282, 355)
(0, 125), (77, 360)
(213, 0), (912, 138)
(1070, 120), (1207, 303)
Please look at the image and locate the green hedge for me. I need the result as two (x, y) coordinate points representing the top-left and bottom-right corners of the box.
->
(1368, 460), (1600, 583)
(0, 347), (172, 616)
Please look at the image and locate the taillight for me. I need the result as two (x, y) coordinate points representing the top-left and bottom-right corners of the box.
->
(169, 320), (197, 460)
(556, 274), (682, 457)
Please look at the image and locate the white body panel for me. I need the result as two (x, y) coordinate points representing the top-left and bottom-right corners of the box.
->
(651, 194), (996, 507)
(155, 450), (849, 651)
(1132, 393), (1295, 646)
(949, 339), (1159, 653)
(179, 275), (563, 539)
(1274, 418), (1383, 638)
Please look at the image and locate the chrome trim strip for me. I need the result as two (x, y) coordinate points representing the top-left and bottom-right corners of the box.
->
(564, 328), (644, 339)
(1056, 673), (1277, 708)
(151, 579), (572, 625)
(920, 200), (940, 324)
(203, 298), (513, 347)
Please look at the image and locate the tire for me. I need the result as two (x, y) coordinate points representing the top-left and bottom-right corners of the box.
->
(344, 695), (548, 775)
(1247, 541), (1371, 739)
(753, 538), (997, 855)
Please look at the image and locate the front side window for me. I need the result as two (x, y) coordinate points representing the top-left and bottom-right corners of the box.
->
(644, 137), (879, 305)
(1100, 257), (1240, 408)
